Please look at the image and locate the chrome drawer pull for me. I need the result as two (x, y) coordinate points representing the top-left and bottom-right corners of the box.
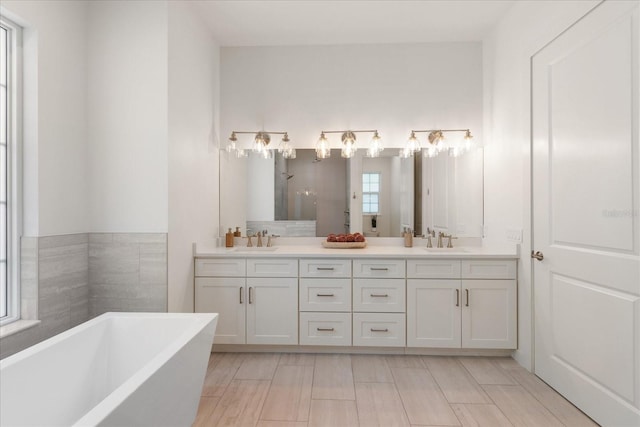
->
(317, 267), (335, 271)
(465, 289), (469, 307)
(317, 293), (335, 297)
(370, 294), (388, 298)
(240, 287), (243, 304)
(371, 328), (389, 332)
(455, 289), (459, 307)
(317, 327), (335, 332)
(370, 267), (389, 271)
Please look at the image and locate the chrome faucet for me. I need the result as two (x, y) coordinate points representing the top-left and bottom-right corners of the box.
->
(437, 232), (444, 248)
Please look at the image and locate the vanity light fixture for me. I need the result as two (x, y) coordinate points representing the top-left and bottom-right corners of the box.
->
(227, 130), (291, 159)
(316, 129), (382, 159)
(404, 129), (474, 158)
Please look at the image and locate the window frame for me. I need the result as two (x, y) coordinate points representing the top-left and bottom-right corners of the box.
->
(0, 16), (22, 326)
(362, 172), (381, 215)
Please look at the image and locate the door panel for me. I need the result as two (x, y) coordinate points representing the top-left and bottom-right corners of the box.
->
(246, 277), (298, 345)
(532, 2), (640, 425)
(407, 279), (461, 348)
(195, 277), (246, 344)
(461, 280), (517, 349)
(549, 273), (637, 400)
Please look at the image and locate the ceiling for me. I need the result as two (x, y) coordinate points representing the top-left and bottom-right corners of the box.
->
(190, 0), (515, 46)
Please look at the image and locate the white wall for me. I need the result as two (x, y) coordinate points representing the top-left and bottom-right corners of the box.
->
(167, 1), (220, 313)
(1, 0), (88, 236)
(482, 0), (600, 370)
(87, 0), (168, 233)
(221, 43), (482, 150)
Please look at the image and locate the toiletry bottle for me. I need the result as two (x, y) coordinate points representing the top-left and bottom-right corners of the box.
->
(234, 227), (241, 237)
(225, 228), (234, 248)
(404, 228), (413, 247)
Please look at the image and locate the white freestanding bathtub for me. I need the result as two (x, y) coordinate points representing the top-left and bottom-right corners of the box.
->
(0, 312), (218, 427)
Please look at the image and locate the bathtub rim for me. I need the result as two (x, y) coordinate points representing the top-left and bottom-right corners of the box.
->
(0, 312), (218, 427)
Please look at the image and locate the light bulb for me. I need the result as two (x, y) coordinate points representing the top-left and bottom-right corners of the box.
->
(463, 130), (473, 152)
(406, 131), (421, 154)
(367, 131), (383, 157)
(341, 131), (356, 158)
(316, 132), (330, 159)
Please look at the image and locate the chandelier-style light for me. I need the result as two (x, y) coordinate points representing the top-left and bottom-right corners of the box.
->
(315, 129), (382, 159)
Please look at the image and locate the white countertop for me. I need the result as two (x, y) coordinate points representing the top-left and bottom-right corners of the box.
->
(193, 238), (519, 259)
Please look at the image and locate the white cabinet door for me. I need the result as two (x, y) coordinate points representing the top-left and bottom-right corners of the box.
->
(195, 277), (246, 344)
(407, 279), (461, 348)
(246, 277), (298, 345)
(461, 280), (517, 349)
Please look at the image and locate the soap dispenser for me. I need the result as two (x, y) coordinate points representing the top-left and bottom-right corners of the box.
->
(225, 228), (234, 248)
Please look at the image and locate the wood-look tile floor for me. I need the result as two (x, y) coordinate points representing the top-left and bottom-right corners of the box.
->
(193, 353), (599, 427)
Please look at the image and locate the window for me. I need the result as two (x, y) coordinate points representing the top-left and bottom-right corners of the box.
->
(1, 17), (21, 325)
(362, 172), (380, 214)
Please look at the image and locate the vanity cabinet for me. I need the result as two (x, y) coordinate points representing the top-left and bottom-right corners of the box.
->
(195, 258), (298, 345)
(407, 259), (517, 349)
(194, 253), (517, 351)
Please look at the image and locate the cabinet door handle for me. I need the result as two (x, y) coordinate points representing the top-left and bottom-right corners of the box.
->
(370, 294), (388, 298)
(370, 267), (389, 271)
(455, 289), (459, 307)
(465, 289), (469, 307)
(317, 267), (335, 271)
(317, 327), (335, 332)
(317, 293), (335, 297)
(240, 287), (243, 304)
(371, 328), (389, 332)
(249, 287), (253, 304)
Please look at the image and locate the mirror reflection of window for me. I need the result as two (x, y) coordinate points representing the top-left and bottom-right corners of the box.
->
(362, 172), (380, 214)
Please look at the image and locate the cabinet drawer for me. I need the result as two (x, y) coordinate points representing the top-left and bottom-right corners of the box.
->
(300, 278), (351, 312)
(353, 279), (405, 313)
(352, 313), (406, 347)
(300, 312), (352, 346)
(461, 260), (516, 279)
(247, 258), (298, 277)
(300, 259), (351, 278)
(195, 258), (246, 277)
(407, 259), (461, 279)
(353, 259), (405, 278)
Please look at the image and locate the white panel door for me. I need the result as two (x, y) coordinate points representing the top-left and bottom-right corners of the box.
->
(246, 277), (298, 345)
(532, 2), (640, 425)
(195, 277), (246, 344)
(407, 279), (461, 348)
